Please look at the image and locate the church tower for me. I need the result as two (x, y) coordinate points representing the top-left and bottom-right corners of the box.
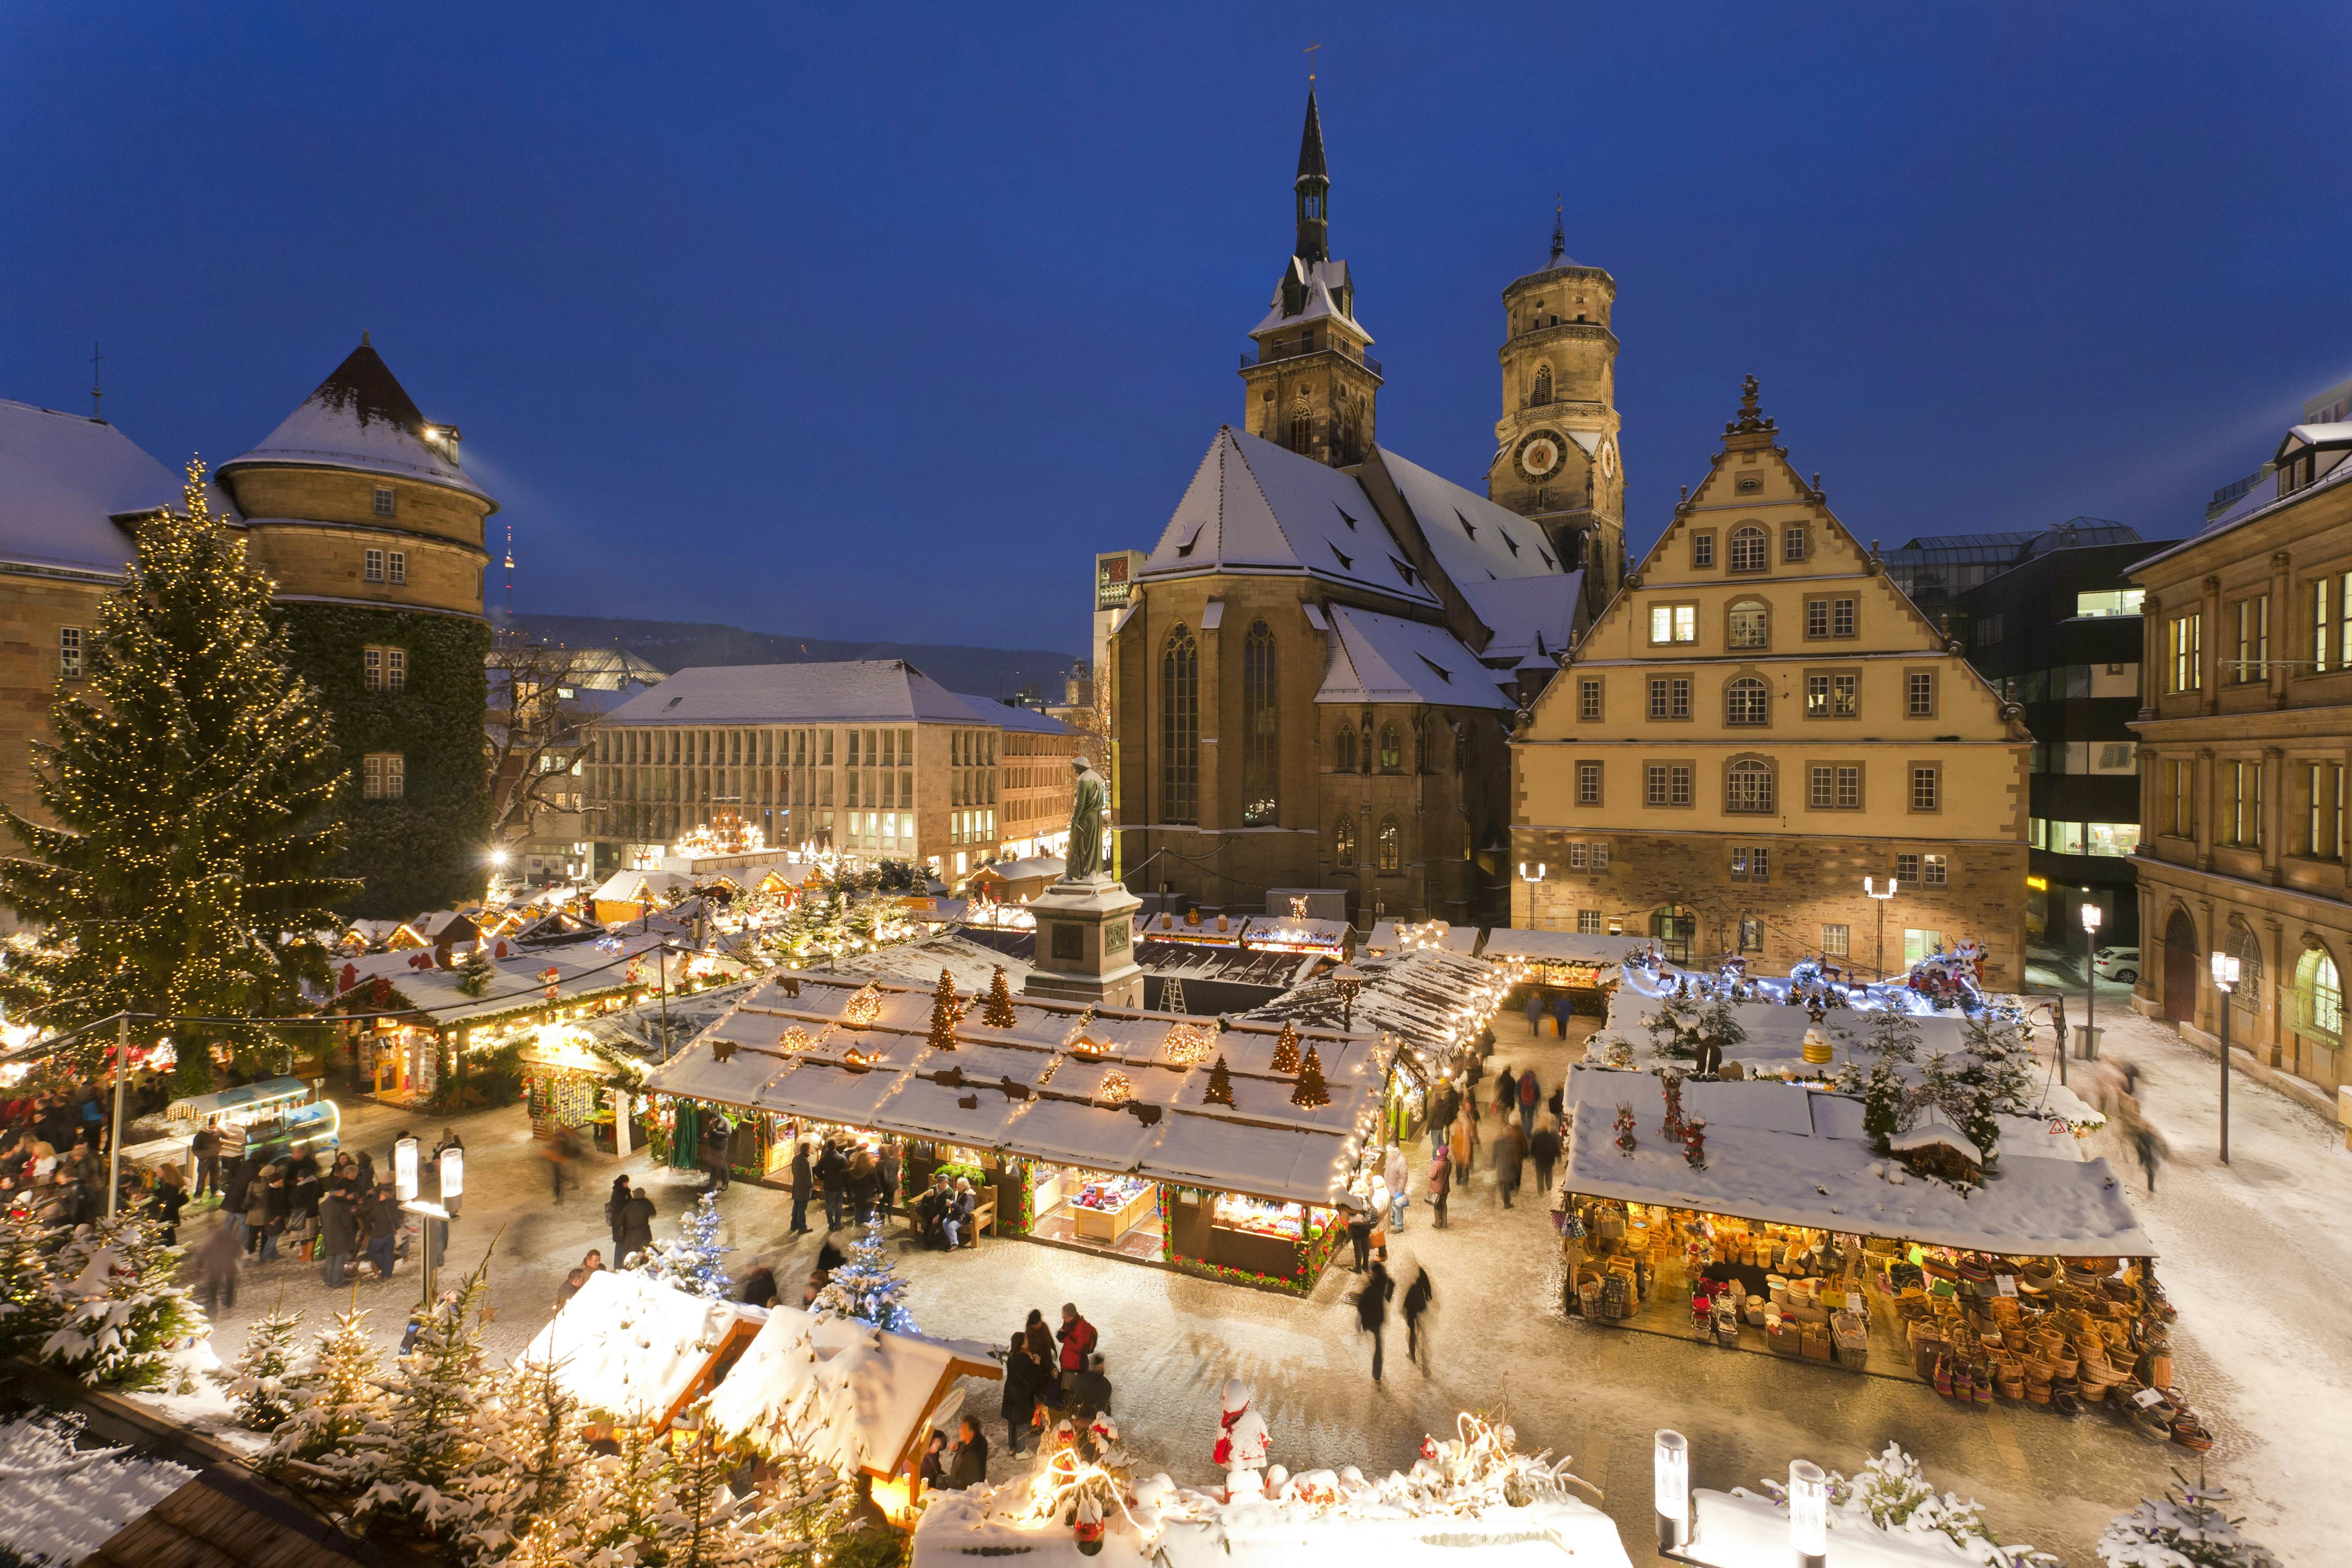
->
(1238, 89), (1382, 467)
(1487, 211), (1624, 604)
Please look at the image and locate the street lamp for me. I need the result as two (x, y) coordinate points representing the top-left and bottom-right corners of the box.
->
(440, 1144), (465, 1216)
(2210, 949), (2239, 1165)
(1653, 1430), (1690, 1553)
(393, 1136), (420, 1202)
(2079, 902), (2104, 1079)
(1863, 876), (1897, 983)
(1789, 1460), (1829, 1568)
(1331, 963), (1364, 1034)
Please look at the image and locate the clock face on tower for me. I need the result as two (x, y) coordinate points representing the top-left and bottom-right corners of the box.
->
(1599, 436), (1618, 480)
(1514, 429), (1568, 482)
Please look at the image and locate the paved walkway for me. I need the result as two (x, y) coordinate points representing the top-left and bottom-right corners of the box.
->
(173, 1004), (2341, 1565)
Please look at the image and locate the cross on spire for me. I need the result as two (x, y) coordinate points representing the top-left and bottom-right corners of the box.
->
(1549, 194), (1564, 266)
(89, 341), (103, 420)
(1304, 37), (1320, 81)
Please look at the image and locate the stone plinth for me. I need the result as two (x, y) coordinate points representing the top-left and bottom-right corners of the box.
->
(1022, 876), (1143, 1009)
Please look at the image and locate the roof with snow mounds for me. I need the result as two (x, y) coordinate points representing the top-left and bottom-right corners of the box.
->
(219, 338), (490, 501)
(0, 399), (235, 578)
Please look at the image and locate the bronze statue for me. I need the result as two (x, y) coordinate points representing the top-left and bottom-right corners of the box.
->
(1066, 756), (1110, 880)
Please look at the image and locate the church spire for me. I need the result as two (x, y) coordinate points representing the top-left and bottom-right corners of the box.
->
(1294, 88), (1330, 263)
(1549, 194), (1565, 266)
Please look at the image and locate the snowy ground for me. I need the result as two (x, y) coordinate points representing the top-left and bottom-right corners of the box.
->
(165, 999), (2344, 1565)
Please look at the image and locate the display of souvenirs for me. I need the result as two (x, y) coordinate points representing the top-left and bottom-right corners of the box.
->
(1210, 1193), (1331, 1241)
(1072, 1175), (1153, 1211)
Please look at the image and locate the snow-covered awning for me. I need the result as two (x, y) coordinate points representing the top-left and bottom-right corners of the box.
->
(648, 974), (1398, 1207)
(1245, 947), (1509, 1079)
(1559, 1067), (2153, 1259)
(516, 1270), (767, 1425)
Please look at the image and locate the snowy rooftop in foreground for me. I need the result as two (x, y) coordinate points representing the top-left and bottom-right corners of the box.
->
(516, 1269), (764, 1424)
(1243, 947), (1509, 1076)
(651, 971), (1399, 1206)
(1560, 1066), (2153, 1258)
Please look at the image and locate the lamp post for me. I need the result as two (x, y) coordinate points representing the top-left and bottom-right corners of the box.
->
(1653, 1429), (1690, 1553)
(1789, 1460), (1829, 1568)
(1863, 876), (1897, 983)
(1331, 963), (1364, 1034)
(2080, 902), (2103, 1076)
(2210, 950), (2239, 1165)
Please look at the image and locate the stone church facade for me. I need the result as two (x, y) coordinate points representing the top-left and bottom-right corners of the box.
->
(1107, 90), (1612, 925)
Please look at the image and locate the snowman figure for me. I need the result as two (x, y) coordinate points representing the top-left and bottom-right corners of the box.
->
(1212, 1376), (1271, 1500)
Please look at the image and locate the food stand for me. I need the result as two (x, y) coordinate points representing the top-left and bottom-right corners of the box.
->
(1480, 928), (1627, 1015)
(646, 971), (1395, 1295)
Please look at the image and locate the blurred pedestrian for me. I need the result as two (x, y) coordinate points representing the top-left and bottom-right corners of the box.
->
(1492, 1118), (1525, 1210)
(1524, 992), (1544, 1037)
(1384, 1143), (1409, 1233)
(788, 1136), (813, 1234)
(193, 1219), (240, 1313)
(1529, 1116), (1562, 1196)
(1403, 1264), (1434, 1372)
(1552, 992), (1572, 1038)
(1355, 1260), (1393, 1382)
(1428, 1144), (1451, 1229)
(1346, 1193), (1372, 1273)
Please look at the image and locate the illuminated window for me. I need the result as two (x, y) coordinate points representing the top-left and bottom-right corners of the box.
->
(1649, 604), (1697, 644)
(1241, 620), (1278, 825)
(58, 626), (82, 679)
(1378, 724), (1402, 773)
(1333, 817), (1356, 867)
(1728, 600), (1769, 649)
(1376, 816), (1401, 873)
(2297, 948), (2341, 1040)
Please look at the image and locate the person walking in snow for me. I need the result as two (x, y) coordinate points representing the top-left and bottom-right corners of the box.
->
(1518, 1066), (1539, 1125)
(193, 1218), (240, 1314)
(1529, 1116), (1562, 1197)
(1428, 1143), (1451, 1229)
(1402, 1264), (1434, 1372)
(1355, 1260), (1394, 1382)
(1493, 1066), (1519, 1121)
(1524, 992), (1545, 1037)
(1492, 1118), (1525, 1209)
(1383, 1144), (1409, 1233)
(1345, 1190), (1373, 1273)
(1001, 1331), (1043, 1455)
(1552, 992), (1573, 1038)
(788, 1137), (813, 1234)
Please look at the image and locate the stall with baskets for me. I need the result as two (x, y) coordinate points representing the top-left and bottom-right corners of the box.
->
(1553, 1065), (2188, 1433)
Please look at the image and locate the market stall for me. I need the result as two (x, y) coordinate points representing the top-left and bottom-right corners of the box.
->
(516, 1269), (768, 1429)
(645, 969), (1397, 1294)
(1479, 928), (1627, 1014)
(150, 1078), (339, 1175)
(1555, 1064), (2169, 1418)
(518, 1026), (652, 1155)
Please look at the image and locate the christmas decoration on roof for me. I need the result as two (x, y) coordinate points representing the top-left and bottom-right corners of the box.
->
(1162, 1021), (1214, 1067)
(982, 964), (1018, 1027)
(1290, 1044), (1330, 1109)
(841, 982), (884, 1028)
(928, 968), (962, 1051)
(1097, 1069), (1135, 1107)
(1614, 1103), (1637, 1157)
(1201, 1054), (1235, 1106)
(1271, 1021), (1301, 1074)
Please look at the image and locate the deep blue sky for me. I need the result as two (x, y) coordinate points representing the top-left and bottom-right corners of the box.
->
(4, 4), (2346, 656)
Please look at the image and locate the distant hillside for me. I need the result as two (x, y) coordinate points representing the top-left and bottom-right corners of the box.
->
(495, 613), (1080, 700)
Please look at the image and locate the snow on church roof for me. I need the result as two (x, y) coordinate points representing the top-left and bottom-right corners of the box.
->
(1316, 604), (1513, 709)
(219, 339), (490, 501)
(1249, 257), (1368, 339)
(0, 399), (221, 578)
(1559, 1065), (2152, 1258)
(1455, 573), (1582, 666)
(1140, 428), (1441, 609)
(1376, 445), (1564, 581)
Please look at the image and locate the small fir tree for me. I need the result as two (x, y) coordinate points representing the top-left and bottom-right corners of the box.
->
(1202, 1054), (1236, 1107)
(982, 964), (1017, 1027)
(812, 1217), (918, 1334)
(2100, 1473), (2281, 1568)
(634, 1190), (735, 1300)
(352, 1260), (497, 1540)
(40, 1213), (205, 1391)
(1290, 1043), (1330, 1109)
(463, 1348), (595, 1563)
(0, 461), (356, 1089)
(1840, 1007), (1924, 1152)
(0, 1206), (62, 1356)
(454, 945), (495, 998)
(928, 967), (962, 1050)
(263, 1298), (388, 1484)
(1271, 1021), (1301, 1074)
(221, 1298), (304, 1430)
(660, 1402), (780, 1568)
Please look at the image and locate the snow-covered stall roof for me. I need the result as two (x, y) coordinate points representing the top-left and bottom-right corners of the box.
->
(703, 1302), (999, 1478)
(1482, 928), (1626, 974)
(1598, 986), (1975, 1077)
(1559, 1067), (2152, 1258)
(813, 932), (1038, 994)
(516, 1270), (766, 1424)
(327, 928), (710, 1027)
(592, 868), (693, 907)
(1316, 604), (1513, 709)
(1244, 947), (1509, 1078)
(648, 974), (1397, 1206)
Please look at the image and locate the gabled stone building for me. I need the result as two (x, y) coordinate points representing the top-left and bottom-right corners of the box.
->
(1510, 381), (2031, 988)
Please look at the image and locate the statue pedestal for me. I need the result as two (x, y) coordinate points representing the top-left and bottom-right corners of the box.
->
(1021, 876), (1143, 1009)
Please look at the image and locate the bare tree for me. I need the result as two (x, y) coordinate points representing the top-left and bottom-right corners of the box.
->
(485, 636), (608, 848)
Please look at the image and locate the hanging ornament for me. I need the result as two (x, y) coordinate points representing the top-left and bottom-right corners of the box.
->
(1614, 1103), (1638, 1157)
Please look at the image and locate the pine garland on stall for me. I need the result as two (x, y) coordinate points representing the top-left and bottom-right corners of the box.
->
(263, 1300), (388, 1485)
(1202, 1054), (1235, 1107)
(2099, 1474), (2281, 1568)
(633, 1190), (736, 1301)
(811, 1217), (918, 1334)
(983, 964), (1018, 1027)
(40, 1214), (206, 1391)
(352, 1261), (498, 1540)
(221, 1298), (305, 1430)
(928, 967), (962, 1050)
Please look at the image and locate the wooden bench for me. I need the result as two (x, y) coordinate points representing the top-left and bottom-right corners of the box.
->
(899, 1189), (997, 1245)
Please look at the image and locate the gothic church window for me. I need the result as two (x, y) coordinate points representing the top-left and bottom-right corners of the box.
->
(1161, 624), (1199, 825)
(1532, 365), (1552, 407)
(1334, 720), (1356, 772)
(1290, 394), (1312, 454)
(1378, 723), (1402, 773)
(1333, 816), (1356, 867)
(1377, 815), (1401, 873)
(1242, 620), (1278, 826)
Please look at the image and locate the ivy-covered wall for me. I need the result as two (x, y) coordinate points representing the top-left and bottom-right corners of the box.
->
(278, 604), (492, 917)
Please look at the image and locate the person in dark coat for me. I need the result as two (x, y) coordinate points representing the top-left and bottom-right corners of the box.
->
(1524, 992), (1544, 1036)
(875, 1148), (900, 1222)
(918, 1431), (948, 1494)
(1517, 1067), (1540, 1125)
(606, 1175), (633, 1253)
(1023, 1310), (1061, 1410)
(616, 1184), (655, 1264)
(1063, 1354), (1112, 1421)
(193, 1217), (240, 1313)
(1402, 1264), (1434, 1372)
(189, 1124), (222, 1198)
(1529, 1117), (1562, 1195)
(944, 1417), (988, 1489)
(1551, 992), (1573, 1038)
(740, 1265), (779, 1307)
(815, 1140), (848, 1231)
(362, 1181), (401, 1280)
(318, 1189), (356, 1287)
(1493, 1067), (1518, 1120)
(1491, 1120), (1526, 1209)
(1001, 1331), (1041, 1454)
(1427, 1080), (1460, 1158)
(701, 1113), (732, 1192)
(1345, 1194), (1373, 1273)
(813, 1232), (845, 1288)
(1355, 1261), (1394, 1382)
(788, 1139), (813, 1234)
(147, 1167), (188, 1245)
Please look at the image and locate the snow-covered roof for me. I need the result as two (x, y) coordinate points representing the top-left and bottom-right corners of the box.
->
(1481, 928), (1626, 971)
(1245, 947), (1509, 1078)
(1250, 256), (1368, 339)
(592, 868), (693, 905)
(970, 855), (1064, 884)
(808, 932), (1037, 995)
(705, 1302), (1000, 1477)
(219, 339), (489, 501)
(1559, 1066), (2152, 1258)
(651, 972), (1397, 1206)
(516, 1269), (763, 1424)
(1455, 573), (1582, 665)
(601, 659), (992, 727)
(1317, 604), (1513, 709)
(0, 400), (206, 578)
(1140, 428), (1440, 609)
(327, 928), (705, 1026)
(958, 697), (1075, 736)
(1376, 445), (1565, 582)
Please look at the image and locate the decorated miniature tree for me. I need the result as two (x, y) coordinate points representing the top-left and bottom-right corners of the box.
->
(353, 1261), (497, 1540)
(1202, 1054), (1236, 1107)
(1681, 1117), (1707, 1171)
(928, 967), (962, 1050)
(263, 1299), (388, 1483)
(1290, 1043), (1331, 1109)
(40, 1213), (205, 1391)
(1614, 1103), (1638, 1157)
(2100, 1474), (2280, 1568)
(982, 964), (1018, 1027)
(221, 1298), (304, 1430)
(812, 1217), (918, 1334)
(658, 1402), (780, 1568)
(1840, 1006), (1924, 1152)
(1271, 1021), (1301, 1074)
(455, 944), (495, 998)
(634, 1190), (736, 1301)
(1694, 997), (1748, 1076)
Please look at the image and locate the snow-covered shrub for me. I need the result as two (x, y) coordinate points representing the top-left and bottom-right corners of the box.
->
(219, 1300), (304, 1430)
(2100, 1478), (2281, 1568)
(1759, 1442), (2053, 1567)
(631, 1189), (735, 1300)
(38, 1215), (205, 1391)
(812, 1217), (917, 1334)
(0, 1411), (194, 1567)
(263, 1302), (389, 1485)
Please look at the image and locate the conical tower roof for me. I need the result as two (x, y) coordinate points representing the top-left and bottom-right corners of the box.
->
(220, 337), (489, 502)
(1297, 88), (1328, 182)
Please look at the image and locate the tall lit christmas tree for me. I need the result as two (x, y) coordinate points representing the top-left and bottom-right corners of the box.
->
(0, 460), (355, 1086)
(264, 1299), (388, 1484)
(633, 1190), (735, 1300)
(811, 1217), (918, 1334)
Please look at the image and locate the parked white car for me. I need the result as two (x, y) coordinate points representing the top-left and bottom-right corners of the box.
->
(2093, 945), (2140, 984)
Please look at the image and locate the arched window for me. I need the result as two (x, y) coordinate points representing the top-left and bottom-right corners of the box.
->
(2226, 923), (2263, 1015)
(2297, 946), (2342, 1039)
(1728, 525), (1769, 574)
(1725, 677), (1771, 726)
(1289, 395), (1312, 454)
(1377, 815), (1402, 873)
(1725, 759), (1775, 813)
(1333, 720), (1357, 773)
(1728, 599), (1770, 650)
(1160, 624), (1198, 824)
(1378, 723), (1403, 772)
(1531, 365), (1553, 407)
(1333, 816), (1357, 867)
(1242, 620), (1278, 826)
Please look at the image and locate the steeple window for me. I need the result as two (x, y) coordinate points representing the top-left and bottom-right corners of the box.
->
(1532, 365), (1552, 407)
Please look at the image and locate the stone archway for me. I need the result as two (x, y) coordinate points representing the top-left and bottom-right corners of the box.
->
(2163, 907), (2200, 1024)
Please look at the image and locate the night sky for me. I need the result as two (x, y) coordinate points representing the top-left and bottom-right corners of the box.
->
(3, 4), (2344, 656)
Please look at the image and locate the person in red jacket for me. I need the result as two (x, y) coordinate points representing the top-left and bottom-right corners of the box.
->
(1056, 1302), (1097, 1395)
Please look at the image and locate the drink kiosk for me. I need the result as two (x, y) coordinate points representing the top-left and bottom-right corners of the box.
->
(124, 1077), (342, 1181)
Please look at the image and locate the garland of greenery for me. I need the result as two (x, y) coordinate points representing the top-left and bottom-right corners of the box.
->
(276, 604), (492, 918)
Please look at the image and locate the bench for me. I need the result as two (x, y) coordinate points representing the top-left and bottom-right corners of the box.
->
(900, 1190), (997, 1245)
